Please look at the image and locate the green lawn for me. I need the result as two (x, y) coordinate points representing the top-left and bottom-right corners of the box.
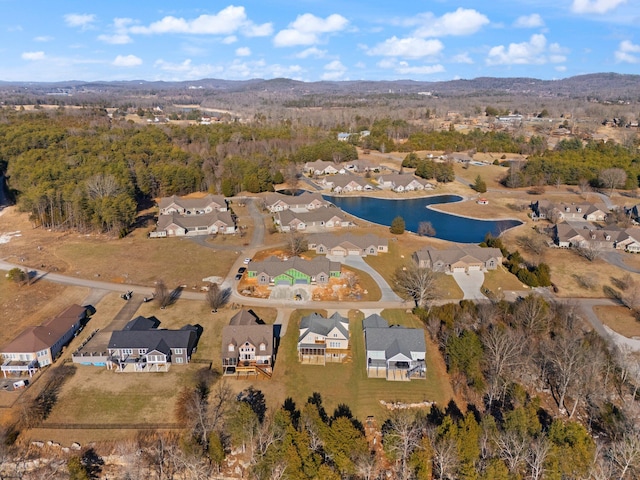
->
(273, 309), (454, 421)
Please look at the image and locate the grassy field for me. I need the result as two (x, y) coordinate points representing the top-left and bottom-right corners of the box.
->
(271, 308), (454, 421)
(594, 305), (640, 338)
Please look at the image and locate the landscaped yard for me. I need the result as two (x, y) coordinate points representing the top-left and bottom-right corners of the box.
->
(266, 308), (454, 421)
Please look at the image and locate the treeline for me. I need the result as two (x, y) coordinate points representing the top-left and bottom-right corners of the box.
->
(0, 109), (354, 234)
(504, 138), (640, 188)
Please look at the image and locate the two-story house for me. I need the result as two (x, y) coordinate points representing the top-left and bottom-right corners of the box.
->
(221, 309), (274, 378)
(297, 312), (349, 365)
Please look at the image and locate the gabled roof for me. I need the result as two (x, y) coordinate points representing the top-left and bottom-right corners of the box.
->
(377, 173), (430, 187)
(362, 314), (388, 330)
(249, 256), (341, 278)
(415, 245), (502, 265)
(329, 174), (369, 188)
(299, 312), (349, 341)
(221, 323), (274, 358)
(277, 208), (347, 225)
(308, 232), (387, 251)
(1, 304), (87, 354)
(158, 194), (226, 211)
(229, 309), (262, 326)
(124, 316), (160, 331)
(109, 329), (197, 352)
(364, 325), (426, 359)
(157, 211), (233, 230)
(264, 192), (328, 208)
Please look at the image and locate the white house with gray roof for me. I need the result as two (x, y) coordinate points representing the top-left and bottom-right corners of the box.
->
(362, 314), (426, 381)
(264, 192), (329, 213)
(275, 208), (354, 232)
(247, 256), (341, 286)
(298, 312), (349, 365)
(154, 210), (235, 237)
(158, 194), (227, 215)
(376, 173), (435, 192)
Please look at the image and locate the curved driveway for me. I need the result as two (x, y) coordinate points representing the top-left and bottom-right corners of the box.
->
(327, 254), (403, 302)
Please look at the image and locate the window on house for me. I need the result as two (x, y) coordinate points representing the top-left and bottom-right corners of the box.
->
(174, 348), (183, 354)
(228, 344), (235, 352)
(139, 348), (147, 355)
(122, 349), (133, 355)
(174, 357), (184, 364)
(260, 343), (266, 351)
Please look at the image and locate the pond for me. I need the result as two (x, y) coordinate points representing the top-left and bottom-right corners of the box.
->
(324, 195), (522, 243)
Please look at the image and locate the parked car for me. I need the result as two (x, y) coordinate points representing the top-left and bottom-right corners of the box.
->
(243, 258), (252, 264)
(237, 267), (246, 274)
(235, 273), (243, 281)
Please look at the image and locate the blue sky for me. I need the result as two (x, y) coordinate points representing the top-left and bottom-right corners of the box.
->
(1, 0), (639, 82)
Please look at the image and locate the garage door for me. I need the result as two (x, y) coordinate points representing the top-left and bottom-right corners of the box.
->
(276, 279), (291, 286)
(332, 249), (346, 256)
(468, 265), (481, 271)
(295, 278), (309, 285)
(452, 267), (465, 273)
(348, 250), (361, 256)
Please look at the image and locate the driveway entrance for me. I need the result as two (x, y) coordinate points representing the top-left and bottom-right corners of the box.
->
(451, 270), (486, 300)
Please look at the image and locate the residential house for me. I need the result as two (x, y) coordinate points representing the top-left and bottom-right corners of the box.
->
(1, 304), (89, 377)
(247, 256), (341, 286)
(376, 173), (435, 192)
(264, 192), (329, 213)
(107, 316), (200, 372)
(275, 208), (354, 232)
(554, 223), (640, 252)
(221, 309), (274, 378)
(413, 245), (503, 272)
(337, 132), (351, 142)
(307, 233), (388, 257)
(615, 228), (640, 253)
(154, 211), (236, 237)
(158, 194), (227, 215)
(531, 200), (608, 222)
(298, 312), (349, 365)
(321, 174), (373, 193)
(304, 160), (342, 176)
(362, 314), (426, 381)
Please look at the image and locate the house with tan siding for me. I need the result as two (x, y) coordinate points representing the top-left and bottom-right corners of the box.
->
(221, 309), (274, 378)
(298, 312), (349, 365)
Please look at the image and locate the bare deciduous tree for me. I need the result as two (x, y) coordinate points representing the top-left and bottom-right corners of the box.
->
(574, 242), (604, 262)
(383, 411), (422, 480)
(482, 325), (526, 406)
(86, 173), (121, 199)
(609, 430), (640, 480)
(393, 264), (440, 309)
(514, 295), (550, 333)
(155, 280), (170, 309)
(206, 282), (231, 313)
(286, 231), (308, 257)
(599, 167), (628, 196)
(526, 436), (551, 480)
(418, 221), (436, 237)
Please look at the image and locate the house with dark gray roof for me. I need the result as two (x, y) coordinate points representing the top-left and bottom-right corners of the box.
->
(413, 245), (502, 273)
(362, 314), (426, 381)
(298, 312), (349, 365)
(107, 316), (200, 372)
(307, 233), (388, 257)
(221, 309), (274, 378)
(247, 256), (341, 286)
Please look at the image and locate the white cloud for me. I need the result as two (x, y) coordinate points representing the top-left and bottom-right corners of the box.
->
(34, 36), (53, 42)
(411, 8), (489, 37)
(296, 47), (327, 59)
(615, 40), (640, 63)
(64, 13), (96, 29)
(321, 60), (347, 80)
(130, 6), (272, 37)
(112, 54), (142, 67)
(514, 14), (544, 28)
(273, 13), (348, 47)
(22, 51), (45, 61)
(487, 34), (567, 65)
(555, 65), (567, 71)
(222, 36), (237, 44)
(98, 34), (131, 44)
(571, 0), (628, 14)
(452, 53), (474, 64)
(367, 36), (443, 58)
(98, 18), (133, 44)
(235, 47), (251, 57)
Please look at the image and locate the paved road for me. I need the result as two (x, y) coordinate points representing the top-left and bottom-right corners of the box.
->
(601, 250), (640, 274)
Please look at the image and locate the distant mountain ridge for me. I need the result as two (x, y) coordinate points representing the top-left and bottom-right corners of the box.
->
(1, 73), (639, 99)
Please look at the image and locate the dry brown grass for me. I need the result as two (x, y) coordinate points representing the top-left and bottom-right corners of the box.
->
(594, 305), (640, 338)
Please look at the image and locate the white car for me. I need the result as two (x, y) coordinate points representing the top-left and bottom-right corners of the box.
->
(243, 258), (252, 264)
